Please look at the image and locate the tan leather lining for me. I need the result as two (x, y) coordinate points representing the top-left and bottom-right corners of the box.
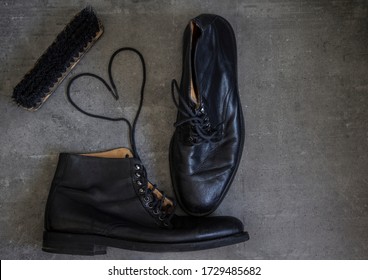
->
(81, 147), (133, 158)
(147, 182), (173, 208)
(80, 147), (173, 207)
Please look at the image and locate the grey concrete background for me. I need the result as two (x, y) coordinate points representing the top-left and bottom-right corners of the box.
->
(0, 0), (368, 259)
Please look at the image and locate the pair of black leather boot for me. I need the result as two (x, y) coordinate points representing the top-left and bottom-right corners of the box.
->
(43, 14), (248, 255)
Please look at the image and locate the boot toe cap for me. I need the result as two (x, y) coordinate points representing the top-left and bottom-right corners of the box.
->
(172, 215), (245, 241)
(173, 167), (234, 216)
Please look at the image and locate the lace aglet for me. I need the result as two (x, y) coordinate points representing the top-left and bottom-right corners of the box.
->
(110, 86), (119, 100)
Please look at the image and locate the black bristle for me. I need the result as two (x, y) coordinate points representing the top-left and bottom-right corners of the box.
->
(12, 6), (103, 110)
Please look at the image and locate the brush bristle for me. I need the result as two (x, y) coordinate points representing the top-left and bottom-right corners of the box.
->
(12, 6), (103, 110)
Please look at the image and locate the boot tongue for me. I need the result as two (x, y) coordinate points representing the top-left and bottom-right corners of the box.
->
(147, 182), (175, 210)
(189, 76), (199, 107)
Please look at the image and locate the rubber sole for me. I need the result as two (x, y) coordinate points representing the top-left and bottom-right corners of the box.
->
(42, 231), (249, 255)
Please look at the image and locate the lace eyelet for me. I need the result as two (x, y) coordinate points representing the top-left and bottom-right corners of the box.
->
(137, 180), (143, 186)
(138, 188), (145, 194)
(135, 172), (141, 178)
(153, 209), (160, 215)
(134, 164), (141, 170)
(146, 202), (153, 209)
(159, 215), (166, 221)
(144, 196), (150, 202)
(163, 222), (169, 227)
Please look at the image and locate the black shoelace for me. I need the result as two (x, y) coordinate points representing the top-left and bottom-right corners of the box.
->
(171, 79), (223, 143)
(66, 47), (174, 226)
(66, 47), (144, 159)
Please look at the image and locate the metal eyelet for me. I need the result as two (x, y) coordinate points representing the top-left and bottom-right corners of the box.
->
(153, 209), (161, 215)
(163, 222), (169, 227)
(147, 202), (153, 209)
(200, 107), (205, 114)
(158, 215), (166, 221)
(137, 180), (143, 186)
(135, 172), (141, 178)
(134, 164), (141, 170)
(138, 188), (145, 194)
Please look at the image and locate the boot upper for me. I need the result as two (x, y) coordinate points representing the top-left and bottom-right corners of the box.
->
(45, 150), (244, 243)
(45, 153), (169, 233)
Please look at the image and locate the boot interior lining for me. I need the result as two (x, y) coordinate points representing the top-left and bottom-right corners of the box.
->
(190, 21), (201, 107)
(81, 147), (133, 158)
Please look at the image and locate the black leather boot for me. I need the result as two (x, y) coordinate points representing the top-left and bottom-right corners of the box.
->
(42, 148), (249, 254)
(170, 14), (245, 216)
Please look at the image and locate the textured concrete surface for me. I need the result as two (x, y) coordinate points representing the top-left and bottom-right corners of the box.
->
(1, 0), (368, 259)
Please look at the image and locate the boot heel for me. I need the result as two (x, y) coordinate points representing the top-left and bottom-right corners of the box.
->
(42, 231), (107, 255)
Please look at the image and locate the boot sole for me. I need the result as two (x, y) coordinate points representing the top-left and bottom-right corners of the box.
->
(42, 231), (249, 255)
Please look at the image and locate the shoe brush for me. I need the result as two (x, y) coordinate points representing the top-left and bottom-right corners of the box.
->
(12, 6), (103, 111)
